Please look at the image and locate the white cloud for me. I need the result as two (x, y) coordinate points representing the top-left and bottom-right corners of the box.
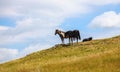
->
(82, 0), (120, 5)
(0, 7), (21, 17)
(89, 11), (120, 28)
(0, 26), (10, 30)
(0, 48), (18, 63)
(0, 0), (90, 45)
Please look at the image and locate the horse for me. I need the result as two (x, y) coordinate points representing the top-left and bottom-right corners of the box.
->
(55, 29), (81, 44)
(82, 37), (92, 42)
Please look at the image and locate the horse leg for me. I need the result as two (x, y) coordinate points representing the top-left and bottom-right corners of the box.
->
(69, 37), (71, 45)
(71, 37), (73, 45)
(77, 37), (78, 43)
(70, 37), (73, 45)
(61, 37), (64, 44)
(62, 39), (64, 44)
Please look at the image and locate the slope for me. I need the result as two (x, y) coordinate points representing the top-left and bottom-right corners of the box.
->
(0, 36), (120, 72)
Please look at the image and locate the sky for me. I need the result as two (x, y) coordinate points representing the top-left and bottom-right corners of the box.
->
(0, 0), (120, 63)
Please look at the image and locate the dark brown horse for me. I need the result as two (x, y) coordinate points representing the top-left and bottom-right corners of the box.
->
(82, 37), (92, 42)
(55, 29), (81, 44)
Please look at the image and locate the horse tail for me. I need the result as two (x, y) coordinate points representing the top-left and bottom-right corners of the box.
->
(78, 31), (81, 40)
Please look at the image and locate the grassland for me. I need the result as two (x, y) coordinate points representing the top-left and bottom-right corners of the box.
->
(0, 36), (120, 72)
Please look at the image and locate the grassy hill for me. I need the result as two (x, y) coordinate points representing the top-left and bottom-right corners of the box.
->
(0, 36), (120, 72)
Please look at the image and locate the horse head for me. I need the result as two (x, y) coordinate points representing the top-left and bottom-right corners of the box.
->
(55, 29), (61, 35)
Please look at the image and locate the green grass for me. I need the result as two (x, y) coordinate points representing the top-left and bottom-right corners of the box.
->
(0, 36), (120, 72)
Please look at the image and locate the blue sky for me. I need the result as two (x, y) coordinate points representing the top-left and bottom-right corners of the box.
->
(0, 0), (120, 63)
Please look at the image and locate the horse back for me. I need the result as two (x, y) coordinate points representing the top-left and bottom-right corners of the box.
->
(65, 31), (73, 38)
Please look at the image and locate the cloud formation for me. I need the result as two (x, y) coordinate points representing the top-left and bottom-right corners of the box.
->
(0, 0), (90, 45)
(0, 48), (18, 63)
(90, 11), (120, 28)
(0, 26), (10, 30)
